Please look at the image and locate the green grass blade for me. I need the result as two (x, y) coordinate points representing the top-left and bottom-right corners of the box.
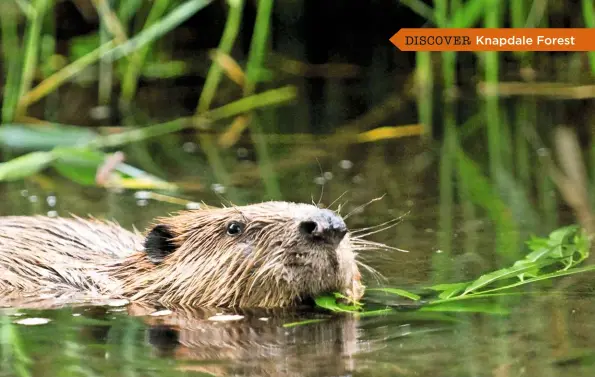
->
(582, 0), (595, 75)
(242, 0), (282, 198)
(196, 0), (245, 113)
(16, 0), (50, 116)
(0, 151), (55, 181)
(20, 0), (213, 108)
(449, 0), (496, 28)
(415, 51), (433, 137)
(98, 0), (114, 106)
(106, 0), (214, 60)
(19, 41), (116, 109)
(87, 86), (296, 149)
(0, 6), (22, 123)
(244, 0), (274, 95)
(399, 0), (439, 25)
(121, 0), (171, 104)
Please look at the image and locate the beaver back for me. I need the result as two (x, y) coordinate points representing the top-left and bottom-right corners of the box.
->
(0, 216), (143, 295)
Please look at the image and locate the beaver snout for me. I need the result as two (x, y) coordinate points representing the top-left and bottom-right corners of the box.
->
(298, 209), (348, 246)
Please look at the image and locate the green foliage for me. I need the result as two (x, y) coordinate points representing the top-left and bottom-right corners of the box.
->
(314, 293), (363, 313)
(0, 124), (97, 151)
(365, 288), (421, 301)
(0, 142), (175, 189)
(0, 84), (296, 187)
(0, 151), (54, 182)
(312, 225), (593, 319)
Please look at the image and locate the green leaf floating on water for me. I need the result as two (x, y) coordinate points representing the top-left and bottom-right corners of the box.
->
(428, 282), (469, 300)
(365, 287), (421, 301)
(312, 224), (593, 318)
(314, 293), (362, 312)
(459, 225), (588, 296)
(460, 261), (549, 296)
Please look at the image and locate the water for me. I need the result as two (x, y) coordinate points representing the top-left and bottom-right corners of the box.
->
(2, 97), (595, 376)
(2, 286), (595, 376)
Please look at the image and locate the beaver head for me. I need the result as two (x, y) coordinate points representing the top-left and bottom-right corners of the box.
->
(114, 201), (364, 308)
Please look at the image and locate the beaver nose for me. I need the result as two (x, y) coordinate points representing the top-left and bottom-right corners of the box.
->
(299, 209), (347, 246)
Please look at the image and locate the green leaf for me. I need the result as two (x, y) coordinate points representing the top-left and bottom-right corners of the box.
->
(461, 261), (549, 295)
(314, 294), (360, 312)
(526, 235), (551, 253)
(52, 147), (106, 186)
(511, 259), (540, 281)
(573, 231), (590, 260)
(428, 282), (469, 299)
(366, 288), (421, 301)
(421, 301), (509, 315)
(0, 124), (97, 151)
(0, 151), (55, 181)
(524, 226), (584, 267)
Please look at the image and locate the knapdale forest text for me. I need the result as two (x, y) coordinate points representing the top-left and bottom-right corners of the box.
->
(405, 35), (577, 46)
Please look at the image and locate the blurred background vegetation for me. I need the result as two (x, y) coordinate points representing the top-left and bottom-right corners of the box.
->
(2, 2), (595, 376)
(0, 0), (595, 285)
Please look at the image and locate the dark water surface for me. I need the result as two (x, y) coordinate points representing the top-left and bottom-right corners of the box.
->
(2, 98), (595, 377)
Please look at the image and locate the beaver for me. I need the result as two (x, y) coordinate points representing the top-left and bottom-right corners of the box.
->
(0, 201), (370, 308)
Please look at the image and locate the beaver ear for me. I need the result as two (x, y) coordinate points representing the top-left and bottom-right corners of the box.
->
(144, 224), (177, 264)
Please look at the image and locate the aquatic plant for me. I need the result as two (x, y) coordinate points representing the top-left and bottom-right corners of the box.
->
(313, 224), (593, 318)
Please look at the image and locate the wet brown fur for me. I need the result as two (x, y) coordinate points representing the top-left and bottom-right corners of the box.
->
(0, 202), (367, 308)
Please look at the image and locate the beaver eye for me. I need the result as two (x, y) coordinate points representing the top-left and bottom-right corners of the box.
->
(226, 221), (244, 236)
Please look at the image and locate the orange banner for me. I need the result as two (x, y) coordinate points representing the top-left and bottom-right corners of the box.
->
(390, 28), (595, 52)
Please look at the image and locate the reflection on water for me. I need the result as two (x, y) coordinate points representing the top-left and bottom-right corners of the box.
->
(2, 293), (595, 377)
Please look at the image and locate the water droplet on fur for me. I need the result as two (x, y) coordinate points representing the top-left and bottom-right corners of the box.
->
(14, 318), (51, 326)
(186, 202), (201, 210)
(207, 314), (244, 322)
(107, 299), (129, 307)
